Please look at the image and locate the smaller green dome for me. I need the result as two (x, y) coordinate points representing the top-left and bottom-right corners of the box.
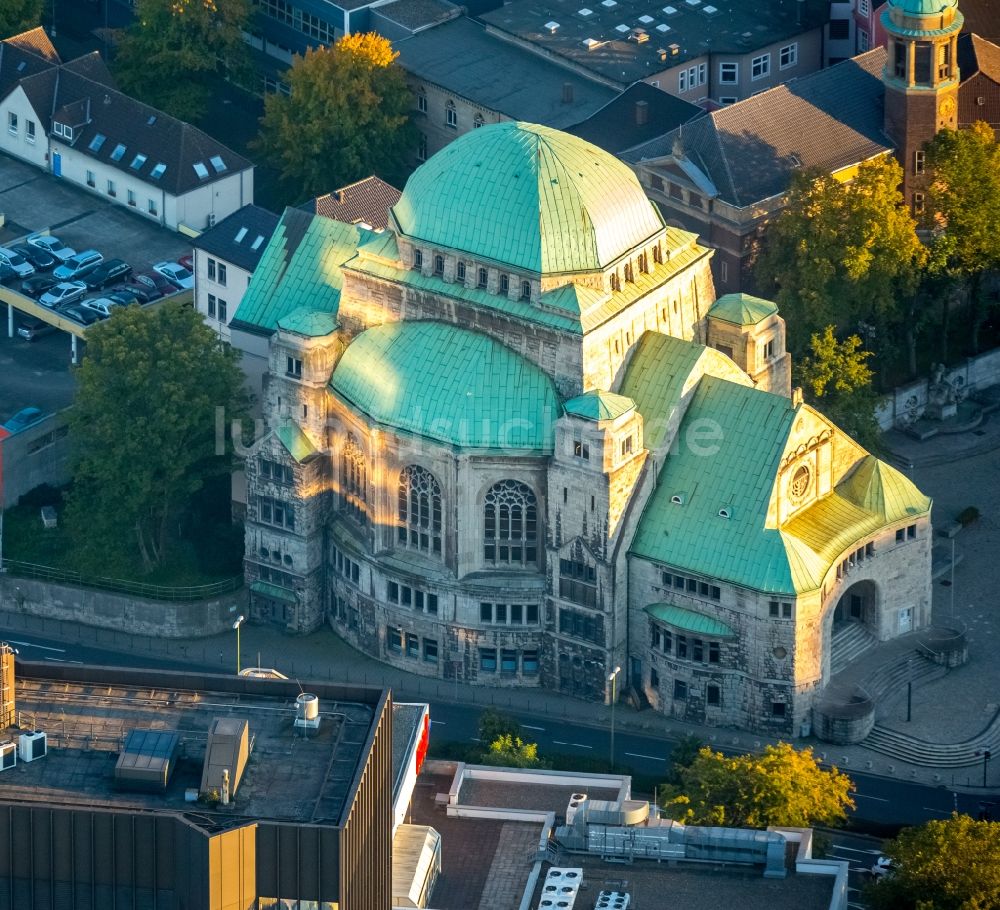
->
(564, 390), (636, 422)
(708, 293), (778, 327)
(890, 0), (957, 13)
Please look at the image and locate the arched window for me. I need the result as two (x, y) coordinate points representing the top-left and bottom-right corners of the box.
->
(446, 100), (457, 129)
(484, 480), (537, 566)
(473, 113), (485, 128)
(520, 280), (531, 300)
(341, 433), (367, 524)
(398, 465), (442, 555)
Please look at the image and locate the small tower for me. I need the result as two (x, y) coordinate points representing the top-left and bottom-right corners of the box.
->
(706, 293), (791, 397)
(881, 0), (963, 212)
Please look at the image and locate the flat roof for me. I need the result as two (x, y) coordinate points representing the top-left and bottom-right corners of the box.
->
(5, 665), (387, 828)
(481, 0), (830, 86)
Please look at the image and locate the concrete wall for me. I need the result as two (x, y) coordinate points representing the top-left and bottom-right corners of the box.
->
(0, 410), (71, 508)
(193, 247), (252, 346)
(0, 575), (245, 637)
(0, 86), (49, 169)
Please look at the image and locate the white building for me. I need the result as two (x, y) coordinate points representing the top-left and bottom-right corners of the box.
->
(0, 28), (253, 234)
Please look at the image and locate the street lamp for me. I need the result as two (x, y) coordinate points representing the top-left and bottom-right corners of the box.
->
(977, 750), (992, 788)
(233, 615), (245, 675)
(608, 666), (622, 769)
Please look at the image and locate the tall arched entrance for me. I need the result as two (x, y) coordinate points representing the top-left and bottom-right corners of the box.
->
(829, 580), (880, 676)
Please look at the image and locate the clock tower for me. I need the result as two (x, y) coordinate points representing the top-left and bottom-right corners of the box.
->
(881, 0), (963, 214)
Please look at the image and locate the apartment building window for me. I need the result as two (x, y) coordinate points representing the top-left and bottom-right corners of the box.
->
(286, 356), (302, 378)
(423, 639), (438, 664)
(7, 112), (16, 134)
(522, 650), (539, 674)
(559, 558), (597, 608)
(446, 101), (457, 129)
(913, 192), (925, 216)
(433, 254), (444, 276)
(457, 261), (466, 282)
(914, 150), (926, 175)
(207, 258), (216, 281)
(573, 440), (590, 460)
(217, 263), (227, 286)
(218, 299), (227, 322)
(768, 600), (793, 618)
(499, 274), (509, 295)
(25, 120), (34, 143)
(417, 133), (427, 162)
(858, 0), (870, 14)
(388, 628), (402, 653)
(559, 607), (602, 643)
(86, 170), (96, 188)
(106, 179), (116, 197)
(719, 62), (738, 84)
(258, 496), (295, 530)
(779, 43), (798, 69)
(148, 198), (157, 216)
(707, 684), (721, 706)
(412, 248), (423, 270)
(477, 267), (488, 288)
(719, 96), (737, 105)
(480, 648), (497, 672)
(650, 174), (664, 191)
(480, 602), (539, 625)
(673, 679), (688, 700)
(857, 29), (870, 52)
(751, 53), (770, 80)
(127, 189), (137, 207)
(474, 114), (484, 128)
(678, 63), (707, 94)
(520, 280), (531, 300)
(208, 294), (216, 318)
(763, 338), (775, 360)
(417, 89), (427, 114)
(259, 458), (294, 484)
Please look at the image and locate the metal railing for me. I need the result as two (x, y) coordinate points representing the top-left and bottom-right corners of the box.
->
(1, 559), (242, 602)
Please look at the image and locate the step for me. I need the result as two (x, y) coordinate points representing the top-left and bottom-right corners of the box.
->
(830, 624), (878, 676)
(863, 710), (1000, 767)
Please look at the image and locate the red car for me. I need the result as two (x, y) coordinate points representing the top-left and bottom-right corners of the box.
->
(178, 253), (194, 272)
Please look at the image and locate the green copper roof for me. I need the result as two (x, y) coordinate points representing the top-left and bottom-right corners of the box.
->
(391, 122), (665, 275)
(330, 321), (560, 452)
(837, 455), (932, 523)
(275, 422), (319, 464)
(277, 307), (338, 337)
(564, 390), (636, 422)
(889, 0), (957, 15)
(708, 293), (778, 326)
(231, 207), (364, 334)
(644, 603), (736, 638)
(250, 581), (298, 603)
(619, 332), (751, 450)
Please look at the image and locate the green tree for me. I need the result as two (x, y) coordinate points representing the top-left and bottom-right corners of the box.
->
(867, 815), (1000, 910)
(663, 734), (703, 787)
(0, 0), (43, 36)
(485, 734), (544, 769)
(798, 325), (883, 450)
(254, 33), (415, 201)
(755, 157), (926, 360)
(113, 0), (252, 121)
(66, 302), (248, 574)
(661, 742), (855, 829)
(925, 122), (1000, 355)
(478, 708), (520, 745)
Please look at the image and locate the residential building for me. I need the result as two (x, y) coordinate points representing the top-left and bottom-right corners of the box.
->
(0, 29), (253, 234)
(0, 652), (432, 910)
(626, 0), (1000, 291)
(479, 0), (829, 101)
(305, 175), (402, 230)
(234, 120), (932, 737)
(395, 16), (617, 163)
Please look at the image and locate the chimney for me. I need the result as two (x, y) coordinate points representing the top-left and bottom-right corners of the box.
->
(635, 99), (649, 126)
(562, 81), (574, 104)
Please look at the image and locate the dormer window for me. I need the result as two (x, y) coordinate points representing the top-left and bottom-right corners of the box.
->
(520, 280), (531, 300)
(110, 143), (126, 161)
(53, 122), (73, 141)
(610, 272), (621, 292)
(499, 274), (509, 295)
(130, 153), (147, 171)
(433, 254), (444, 276)
(412, 248), (423, 271)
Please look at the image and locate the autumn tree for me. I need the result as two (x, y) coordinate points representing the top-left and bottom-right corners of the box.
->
(113, 0), (252, 121)
(254, 33), (415, 201)
(755, 157), (926, 361)
(661, 742), (855, 829)
(485, 734), (546, 769)
(867, 815), (1000, 910)
(0, 0), (43, 36)
(925, 122), (1000, 355)
(798, 325), (883, 450)
(66, 302), (248, 574)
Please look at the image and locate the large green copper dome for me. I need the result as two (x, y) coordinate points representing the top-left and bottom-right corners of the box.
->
(391, 122), (664, 275)
(889, 0), (958, 15)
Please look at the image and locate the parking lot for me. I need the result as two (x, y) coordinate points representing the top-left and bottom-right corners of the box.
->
(0, 152), (193, 421)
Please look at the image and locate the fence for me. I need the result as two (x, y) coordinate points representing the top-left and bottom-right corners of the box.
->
(0, 559), (242, 602)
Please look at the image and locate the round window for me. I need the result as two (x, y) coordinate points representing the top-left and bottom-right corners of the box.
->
(790, 465), (811, 501)
(773, 646), (787, 659)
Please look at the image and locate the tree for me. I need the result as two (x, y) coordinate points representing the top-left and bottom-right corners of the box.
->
(485, 734), (545, 769)
(755, 157), (926, 360)
(113, 0), (252, 121)
(867, 815), (1000, 910)
(478, 708), (520, 745)
(798, 325), (883, 450)
(663, 734), (704, 787)
(254, 34), (415, 201)
(66, 302), (248, 574)
(0, 0), (43, 36)
(925, 123), (1000, 355)
(661, 742), (855, 829)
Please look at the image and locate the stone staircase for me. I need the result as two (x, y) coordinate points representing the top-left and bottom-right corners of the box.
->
(830, 622), (877, 676)
(863, 650), (949, 719)
(864, 709), (1000, 767)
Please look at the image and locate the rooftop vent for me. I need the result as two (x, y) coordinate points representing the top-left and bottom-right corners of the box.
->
(668, 42), (681, 54)
(629, 27), (650, 41)
(566, 792), (588, 824)
(662, 4), (679, 14)
(582, 37), (603, 49)
(200, 717), (249, 799)
(578, 7), (594, 16)
(544, 19), (560, 31)
(295, 693), (320, 731)
(0, 743), (15, 772)
(615, 23), (631, 33)
(18, 731), (46, 763)
(670, 492), (686, 505)
(656, 23), (671, 32)
(702, 3), (719, 12)
(638, 13), (655, 23)
(601, 0), (618, 7)
(562, 81), (575, 103)
(718, 506), (732, 519)
(115, 730), (180, 792)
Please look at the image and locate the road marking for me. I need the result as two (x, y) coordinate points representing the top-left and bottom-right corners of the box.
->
(854, 793), (889, 802)
(7, 640), (65, 654)
(922, 806), (952, 815)
(520, 724), (545, 731)
(469, 737), (481, 742)
(42, 657), (81, 663)
(553, 740), (568, 745)
(571, 743), (593, 750)
(430, 720), (446, 725)
(625, 752), (663, 761)
(832, 846), (884, 855)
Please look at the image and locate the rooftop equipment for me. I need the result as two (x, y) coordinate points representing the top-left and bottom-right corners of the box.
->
(295, 693), (321, 731)
(18, 731), (46, 763)
(115, 730), (180, 792)
(200, 717), (249, 799)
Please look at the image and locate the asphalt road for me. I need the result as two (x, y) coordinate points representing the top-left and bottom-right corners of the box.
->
(5, 632), (995, 830)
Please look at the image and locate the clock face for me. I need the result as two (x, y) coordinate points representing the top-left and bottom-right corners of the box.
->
(939, 96), (956, 118)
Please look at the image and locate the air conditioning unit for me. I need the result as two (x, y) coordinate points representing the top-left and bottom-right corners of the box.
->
(565, 792), (588, 825)
(0, 742), (15, 771)
(207, 213), (217, 228)
(18, 731), (46, 763)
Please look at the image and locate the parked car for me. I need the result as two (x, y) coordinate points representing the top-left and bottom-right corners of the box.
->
(53, 249), (103, 281)
(26, 234), (76, 262)
(0, 262), (17, 286)
(134, 270), (179, 296)
(81, 296), (127, 318)
(152, 261), (193, 290)
(113, 280), (161, 304)
(60, 304), (104, 326)
(871, 857), (896, 879)
(16, 317), (57, 342)
(178, 253), (194, 272)
(39, 281), (87, 308)
(20, 275), (60, 299)
(10, 243), (55, 272)
(3, 407), (46, 433)
(84, 258), (132, 290)
(0, 247), (35, 278)
(105, 288), (141, 307)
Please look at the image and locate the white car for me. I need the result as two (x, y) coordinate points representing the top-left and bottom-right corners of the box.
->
(39, 281), (87, 308)
(0, 246), (35, 278)
(26, 234), (76, 263)
(81, 297), (125, 318)
(152, 260), (194, 289)
(871, 856), (896, 878)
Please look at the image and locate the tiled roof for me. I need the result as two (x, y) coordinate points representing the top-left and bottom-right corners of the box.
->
(394, 17), (616, 130)
(959, 32), (1000, 81)
(231, 207), (364, 335)
(625, 50), (891, 207)
(192, 205), (279, 273)
(3, 27), (57, 62)
(564, 390), (636, 422)
(0, 36), (251, 197)
(329, 320), (560, 452)
(308, 176), (402, 230)
(960, 0), (998, 42)
(708, 293), (778, 326)
(392, 121), (664, 275)
(644, 603), (736, 638)
(566, 82), (705, 156)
